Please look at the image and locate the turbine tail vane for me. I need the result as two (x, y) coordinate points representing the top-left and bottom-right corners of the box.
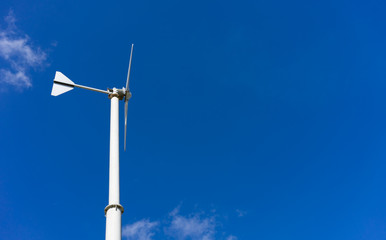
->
(51, 71), (75, 96)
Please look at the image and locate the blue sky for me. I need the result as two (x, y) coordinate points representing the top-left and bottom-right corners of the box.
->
(0, 0), (386, 239)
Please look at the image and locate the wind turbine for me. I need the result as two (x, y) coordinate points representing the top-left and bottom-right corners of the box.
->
(51, 44), (134, 240)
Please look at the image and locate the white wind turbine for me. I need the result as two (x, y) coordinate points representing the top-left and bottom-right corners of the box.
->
(51, 44), (134, 240)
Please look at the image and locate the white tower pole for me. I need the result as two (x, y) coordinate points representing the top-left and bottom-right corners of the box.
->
(105, 88), (124, 240)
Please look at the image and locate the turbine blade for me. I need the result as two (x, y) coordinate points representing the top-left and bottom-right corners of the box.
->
(124, 44), (133, 152)
(125, 44), (134, 91)
(124, 99), (128, 151)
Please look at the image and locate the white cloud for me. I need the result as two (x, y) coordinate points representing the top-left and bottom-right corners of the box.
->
(122, 219), (159, 240)
(165, 207), (216, 240)
(235, 209), (247, 217)
(226, 235), (238, 240)
(0, 69), (30, 88)
(122, 206), (237, 240)
(0, 10), (46, 90)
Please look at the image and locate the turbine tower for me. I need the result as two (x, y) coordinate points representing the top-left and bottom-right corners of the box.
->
(51, 44), (134, 240)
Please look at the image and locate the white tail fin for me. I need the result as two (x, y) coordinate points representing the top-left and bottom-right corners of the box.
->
(51, 71), (75, 96)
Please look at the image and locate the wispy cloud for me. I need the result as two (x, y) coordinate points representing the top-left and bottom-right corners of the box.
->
(122, 219), (159, 240)
(165, 207), (216, 240)
(0, 10), (47, 90)
(226, 235), (238, 240)
(122, 205), (236, 240)
(235, 209), (247, 217)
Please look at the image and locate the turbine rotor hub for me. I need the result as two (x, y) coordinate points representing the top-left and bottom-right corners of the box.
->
(108, 87), (125, 100)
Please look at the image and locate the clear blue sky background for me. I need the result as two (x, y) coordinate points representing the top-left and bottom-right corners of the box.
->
(0, 0), (385, 239)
